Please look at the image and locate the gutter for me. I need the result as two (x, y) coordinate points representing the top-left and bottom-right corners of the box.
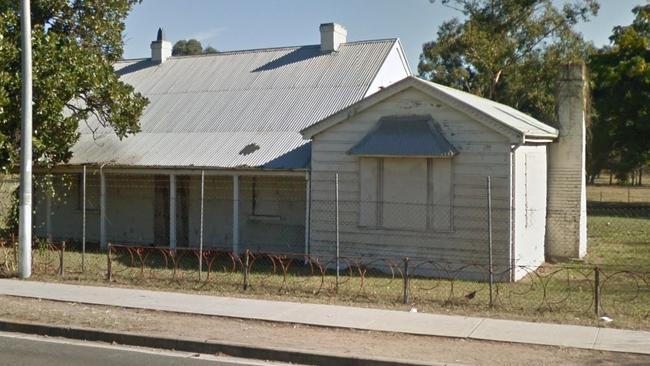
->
(0, 319), (440, 366)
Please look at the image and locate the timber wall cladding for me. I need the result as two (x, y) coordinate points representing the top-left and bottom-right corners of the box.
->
(310, 87), (512, 266)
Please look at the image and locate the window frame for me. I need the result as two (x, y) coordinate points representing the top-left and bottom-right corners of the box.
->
(250, 176), (281, 220)
(358, 156), (454, 232)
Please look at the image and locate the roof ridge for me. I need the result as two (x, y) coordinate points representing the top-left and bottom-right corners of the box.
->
(115, 38), (399, 63)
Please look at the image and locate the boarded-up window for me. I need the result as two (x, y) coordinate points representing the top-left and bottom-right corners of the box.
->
(429, 159), (453, 231)
(383, 158), (428, 230)
(359, 157), (453, 231)
(359, 158), (379, 227)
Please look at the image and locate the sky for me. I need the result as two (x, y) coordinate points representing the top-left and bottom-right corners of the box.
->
(123, 0), (648, 73)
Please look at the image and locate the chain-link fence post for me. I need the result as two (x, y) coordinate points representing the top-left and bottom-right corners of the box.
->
(487, 176), (494, 307)
(12, 233), (17, 268)
(59, 241), (65, 277)
(106, 243), (112, 282)
(199, 170), (204, 281)
(403, 257), (409, 304)
(594, 266), (601, 317)
(335, 173), (340, 292)
(82, 165), (86, 273)
(243, 249), (250, 291)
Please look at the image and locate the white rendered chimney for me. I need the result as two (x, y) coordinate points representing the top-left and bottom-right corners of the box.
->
(545, 63), (588, 260)
(151, 28), (172, 63)
(320, 23), (347, 52)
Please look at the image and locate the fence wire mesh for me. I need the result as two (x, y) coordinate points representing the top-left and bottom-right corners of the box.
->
(0, 173), (648, 328)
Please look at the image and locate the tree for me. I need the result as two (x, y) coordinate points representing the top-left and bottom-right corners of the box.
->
(419, 0), (599, 123)
(588, 5), (650, 182)
(204, 46), (218, 54)
(172, 39), (218, 56)
(0, 0), (148, 173)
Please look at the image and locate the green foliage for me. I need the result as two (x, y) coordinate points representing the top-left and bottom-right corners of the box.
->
(2, 183), (18, 235)
(588, 5), (650, 180)
(204, 46), (218, 54)
(172, 39), (218, 56)
(419, 0), (598, 123)
(0, 0), (148, 173)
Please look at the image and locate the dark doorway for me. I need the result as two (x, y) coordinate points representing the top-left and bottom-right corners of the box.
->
(153, 175), (169, 245)
(153, 175), (190, 247)
(176, 176), (190, 247)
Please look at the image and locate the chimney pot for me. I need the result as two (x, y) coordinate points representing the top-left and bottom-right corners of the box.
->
(320, 23), (347, 52)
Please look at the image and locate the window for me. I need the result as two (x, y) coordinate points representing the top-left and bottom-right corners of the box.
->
(359, 157), (453, 231)
(251, 177), (280, 218)
(429, 158), (453, 231)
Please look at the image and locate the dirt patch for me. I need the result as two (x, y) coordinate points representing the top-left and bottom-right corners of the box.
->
(0, 295), (647, 366)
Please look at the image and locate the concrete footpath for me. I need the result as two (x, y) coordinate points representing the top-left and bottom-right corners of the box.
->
(0, 279), (648, 355)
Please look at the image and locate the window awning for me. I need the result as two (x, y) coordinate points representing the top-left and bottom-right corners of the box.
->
(348, 116), (457, 158)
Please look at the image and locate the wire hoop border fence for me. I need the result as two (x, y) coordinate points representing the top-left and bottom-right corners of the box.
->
(3, 239), (648, 323)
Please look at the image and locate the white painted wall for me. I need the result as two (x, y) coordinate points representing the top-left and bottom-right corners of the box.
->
(186, 174), (309, 252)
(187, 175), (233, 247)
(512, 145), (547, 280)
(364, 41), (411, 97)
(34, 174), (100, 242)
(309, 87), (513, 279)
(34, 173), (155, 244)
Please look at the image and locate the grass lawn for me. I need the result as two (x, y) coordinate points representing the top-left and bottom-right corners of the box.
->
(586, 216), (650, 267)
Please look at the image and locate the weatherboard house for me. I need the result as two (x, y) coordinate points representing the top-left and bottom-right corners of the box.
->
(35, 24), (587, 281)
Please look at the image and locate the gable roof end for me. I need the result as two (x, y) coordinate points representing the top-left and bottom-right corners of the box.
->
(301, 76), (559, 143)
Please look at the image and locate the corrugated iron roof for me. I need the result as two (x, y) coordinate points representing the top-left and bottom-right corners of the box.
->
(419, 78), (559, 138)
(68, 40), (397, 169)
(348, 116), (457, 158)
(302, 76), (559, 141)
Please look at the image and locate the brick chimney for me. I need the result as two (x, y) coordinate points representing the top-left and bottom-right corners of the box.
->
(151, 28), (172, 63)
(545, 63), (588, 260)
(320, 23), (347, 52)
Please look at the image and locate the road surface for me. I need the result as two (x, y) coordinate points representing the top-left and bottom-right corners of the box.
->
(0, 331), (283, 366)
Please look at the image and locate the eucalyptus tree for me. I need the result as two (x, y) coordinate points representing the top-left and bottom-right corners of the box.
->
(588, 5), (650, 182)
(419, 0), (599, 123)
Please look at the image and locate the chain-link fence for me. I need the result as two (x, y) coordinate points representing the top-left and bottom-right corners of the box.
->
(0, 172), (649, 327)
